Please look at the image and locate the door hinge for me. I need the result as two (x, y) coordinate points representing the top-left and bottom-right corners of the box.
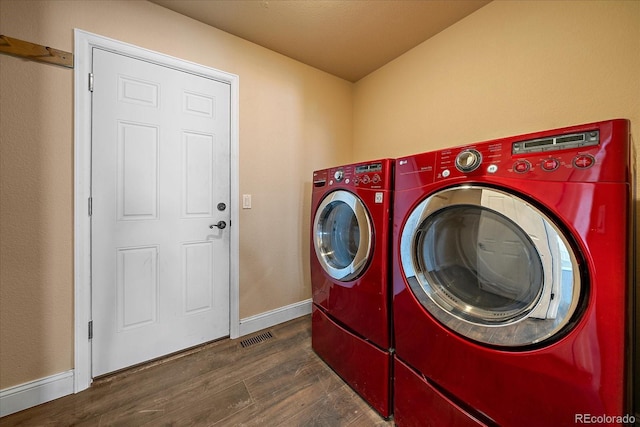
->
(88, 72), (94, 92)
(88, 197), (92, 216)
(88, 320), (93, 340)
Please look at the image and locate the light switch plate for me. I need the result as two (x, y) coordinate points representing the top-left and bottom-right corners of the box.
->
(242, 194), (252, 209)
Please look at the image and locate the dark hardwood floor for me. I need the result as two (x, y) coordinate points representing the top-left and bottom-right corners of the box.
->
(0, 315), (394, 426)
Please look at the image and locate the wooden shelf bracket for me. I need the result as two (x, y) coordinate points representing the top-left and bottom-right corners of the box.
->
(0, 35), (73, 68)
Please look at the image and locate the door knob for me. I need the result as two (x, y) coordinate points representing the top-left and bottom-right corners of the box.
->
(210, 221), (227, 230)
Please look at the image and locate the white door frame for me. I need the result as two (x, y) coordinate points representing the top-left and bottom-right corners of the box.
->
(73, 29), (240, 393)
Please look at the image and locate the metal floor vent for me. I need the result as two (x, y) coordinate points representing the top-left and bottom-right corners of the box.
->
(240, 331), (274, 348)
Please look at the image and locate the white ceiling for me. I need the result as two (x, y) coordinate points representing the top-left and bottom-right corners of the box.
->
(149, 0), (491, 82)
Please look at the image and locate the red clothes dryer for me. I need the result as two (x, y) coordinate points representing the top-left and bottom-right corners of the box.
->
(392, 120), (634, 426)
(311, 159), (394, 417)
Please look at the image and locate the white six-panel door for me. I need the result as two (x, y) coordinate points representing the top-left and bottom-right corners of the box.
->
(91, 48), (230, 376)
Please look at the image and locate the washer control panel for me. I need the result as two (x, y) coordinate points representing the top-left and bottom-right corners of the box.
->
(428, 126), (620, 183)
(435, 141), (601, 182)
(396, 120), (628, 189)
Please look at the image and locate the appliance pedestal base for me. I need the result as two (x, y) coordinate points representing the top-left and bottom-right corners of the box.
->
(311, 305), (391, 418)
(394, 357), (487, 427)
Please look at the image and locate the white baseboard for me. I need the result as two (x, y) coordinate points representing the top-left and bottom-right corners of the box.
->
(0, 370), (74, 417)
(0, 301), (311, 417)
(238, 298), (312, 337)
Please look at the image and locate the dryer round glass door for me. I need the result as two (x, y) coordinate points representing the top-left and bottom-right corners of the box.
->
(314, 190), (372, 281)
(400, 185), (583, 347)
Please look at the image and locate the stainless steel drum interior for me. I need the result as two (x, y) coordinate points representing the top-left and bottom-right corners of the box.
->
(400, 185), (583, 347)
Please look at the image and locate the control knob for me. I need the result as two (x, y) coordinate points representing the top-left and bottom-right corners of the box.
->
(334, 170), (344, 182)
(455, 149), (482, 173)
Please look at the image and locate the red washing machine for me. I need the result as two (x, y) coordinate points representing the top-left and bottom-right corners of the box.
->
(311, 159), (394, 417)
(392, 119), (634, 426)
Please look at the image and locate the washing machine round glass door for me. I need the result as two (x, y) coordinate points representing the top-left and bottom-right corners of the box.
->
(314, 190), (372, 282)
(400, 185), (583, 347)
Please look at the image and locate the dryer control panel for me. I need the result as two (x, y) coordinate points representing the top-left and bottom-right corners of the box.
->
(313, 159), (394, 191)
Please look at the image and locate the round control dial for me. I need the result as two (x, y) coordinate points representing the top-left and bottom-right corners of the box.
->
(334, 170), (344, 181)
(455, 149), (482, 173)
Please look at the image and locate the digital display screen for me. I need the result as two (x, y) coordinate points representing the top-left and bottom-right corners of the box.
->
(524, 139), (554, 148)
(356, 163), (382, 174)
(513, 130), (598, 154)
(556, 135), (585, 144)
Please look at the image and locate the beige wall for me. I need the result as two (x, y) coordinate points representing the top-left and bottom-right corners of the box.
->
(354, 0), (639, 161)
(0, 0), (352, 389)
(353, 0), (639, 412)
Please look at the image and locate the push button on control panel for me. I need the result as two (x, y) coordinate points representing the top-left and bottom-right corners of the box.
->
(513, 160), (531, 173)
(573, 154), (595, 169)
(541, 158), (560, 171)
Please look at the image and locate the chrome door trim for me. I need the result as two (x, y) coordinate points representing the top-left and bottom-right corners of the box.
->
(400, 185), (582, 347)
(313, 190), (372, 282)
